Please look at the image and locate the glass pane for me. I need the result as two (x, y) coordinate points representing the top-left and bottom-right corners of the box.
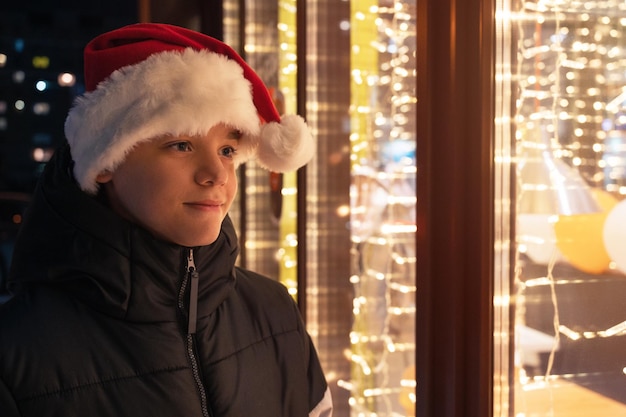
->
(495, 0), (626, 415)
(344, 0), (417, 415)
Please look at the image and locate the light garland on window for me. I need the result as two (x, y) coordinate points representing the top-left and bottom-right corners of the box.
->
(511, 0), (626, 414)
(343, 1), (416, 415)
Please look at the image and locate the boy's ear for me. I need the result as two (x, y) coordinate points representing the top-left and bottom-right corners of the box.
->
(95, 170), (113, 184)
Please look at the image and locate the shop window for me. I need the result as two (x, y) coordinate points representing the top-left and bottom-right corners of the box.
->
(495, 0), (626, 415)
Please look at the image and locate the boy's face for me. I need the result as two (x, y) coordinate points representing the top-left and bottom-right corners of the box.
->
(96, 123), (240, 247)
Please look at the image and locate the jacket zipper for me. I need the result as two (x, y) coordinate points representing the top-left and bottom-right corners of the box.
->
(179, 248), (212, 417)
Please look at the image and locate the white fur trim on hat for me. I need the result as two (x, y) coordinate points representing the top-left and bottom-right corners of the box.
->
(65, 48), (262, 194)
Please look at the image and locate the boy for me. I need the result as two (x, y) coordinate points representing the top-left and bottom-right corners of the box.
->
(0, 23), (332, 417)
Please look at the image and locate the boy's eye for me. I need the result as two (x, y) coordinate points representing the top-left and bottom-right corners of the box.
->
(169, 142), (192, 152)
(221, 146), (237, 158)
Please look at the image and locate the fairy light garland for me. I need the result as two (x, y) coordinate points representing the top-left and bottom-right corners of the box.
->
(512, 1), (626, 412)
(343, 1), (416, 415)
(514, 0), (626, 196)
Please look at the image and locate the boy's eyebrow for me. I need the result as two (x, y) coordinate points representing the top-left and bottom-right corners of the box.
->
(227, 129), (244, 140)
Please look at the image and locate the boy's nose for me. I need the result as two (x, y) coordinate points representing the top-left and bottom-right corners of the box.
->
(194, 155), (228, 186)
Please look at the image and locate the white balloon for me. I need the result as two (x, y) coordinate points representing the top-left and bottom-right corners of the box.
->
(603, 199), (626, 274)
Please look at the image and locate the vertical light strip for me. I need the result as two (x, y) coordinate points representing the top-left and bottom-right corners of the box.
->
(303, 0), (320, 334)
(277, 0), (299, 298)
(493, 0), (513, 416)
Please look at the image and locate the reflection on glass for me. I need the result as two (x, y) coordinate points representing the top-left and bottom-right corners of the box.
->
(495, 0), (626, 415)
(240, 0), (282, 278)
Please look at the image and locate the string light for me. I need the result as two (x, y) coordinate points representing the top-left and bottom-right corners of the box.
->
(510, 1), (626, 415)
(348, 0), (416, 415)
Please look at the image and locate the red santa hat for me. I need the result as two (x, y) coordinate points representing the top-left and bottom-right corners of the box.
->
(64, 23), (314, 194)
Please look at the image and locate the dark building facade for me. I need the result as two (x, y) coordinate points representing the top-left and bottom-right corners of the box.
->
(0, 0), (137, 193)
(0, 0), (138, 288)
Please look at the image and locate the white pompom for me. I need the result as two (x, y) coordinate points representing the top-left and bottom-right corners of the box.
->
(256, 115), (315, 172)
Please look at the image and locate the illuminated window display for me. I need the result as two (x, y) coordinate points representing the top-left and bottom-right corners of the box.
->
(344, 0), (416, 415)
(495, 0), (626, 415)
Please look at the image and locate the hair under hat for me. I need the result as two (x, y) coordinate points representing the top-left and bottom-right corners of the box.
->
(64, 23), (314, 194)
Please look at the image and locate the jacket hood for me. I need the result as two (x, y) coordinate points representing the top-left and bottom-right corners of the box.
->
(8, 143), (239, 323)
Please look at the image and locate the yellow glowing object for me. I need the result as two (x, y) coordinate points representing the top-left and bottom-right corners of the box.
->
(553, 189), (618, 275)
(277, 0), (299, 298)
(554, 211), (611, 274)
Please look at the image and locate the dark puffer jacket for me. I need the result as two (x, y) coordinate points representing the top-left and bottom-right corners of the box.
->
(0, 145), (332, 417)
